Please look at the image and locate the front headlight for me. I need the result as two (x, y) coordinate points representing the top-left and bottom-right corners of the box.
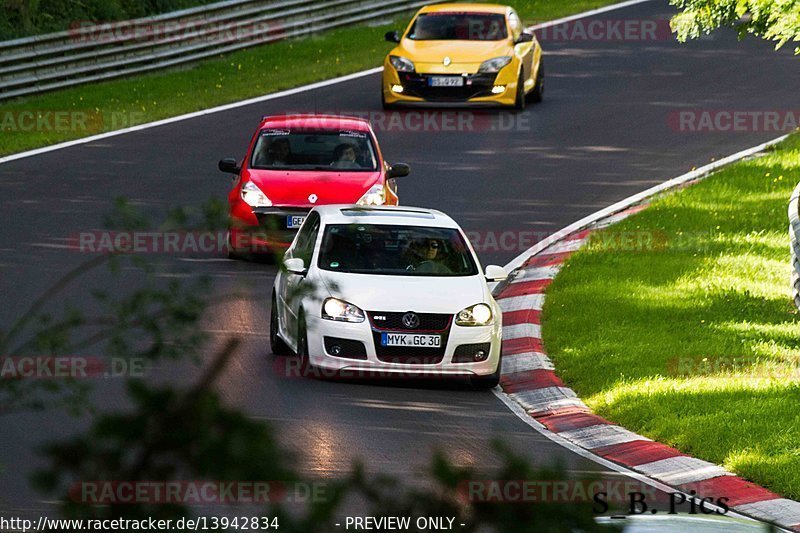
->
(357, 184), (386, 206)
(456, 303), (494, 326)
(478, 56), (512, 73)
(390, 55), (415, 72)
(241, 181), (272, 207)
(322, 298), (365, 323)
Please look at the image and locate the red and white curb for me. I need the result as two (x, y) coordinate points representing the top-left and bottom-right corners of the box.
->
(493, 135), (800, 531)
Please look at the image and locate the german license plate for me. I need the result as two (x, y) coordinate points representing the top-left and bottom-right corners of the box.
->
(286, 215), (306, 229)
(381, 333), (442, 348)
(428, 76), (464, 87)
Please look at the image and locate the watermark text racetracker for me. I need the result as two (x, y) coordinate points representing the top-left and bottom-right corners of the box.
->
(69, 19), (293, 45)
(71, 481), (327, 504)
(0, 356), (145, 379)
(1, 516), (280, 532)
(669, 109), (800, 133)
(534, 18), (672, 42)
(279, 110), (533, 133)
(461, 480), (730, 516)
(1, 110), (147, 134)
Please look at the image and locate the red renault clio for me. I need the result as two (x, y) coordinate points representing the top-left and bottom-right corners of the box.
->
(219, 115), (410, 257)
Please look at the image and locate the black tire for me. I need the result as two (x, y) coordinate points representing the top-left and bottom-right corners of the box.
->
(381, 88), (396, 110)
(513, 70), (526, 111)
(470, 363), (501, 390)
(528, 61), (544, 103)
(226, 231), (240, 260)
(296, 314), (312, 377)
(270, 295), (291, 356)
(471, 348), (502, 390)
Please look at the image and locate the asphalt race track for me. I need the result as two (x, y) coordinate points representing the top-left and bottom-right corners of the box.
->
(1, 0), (799, 520)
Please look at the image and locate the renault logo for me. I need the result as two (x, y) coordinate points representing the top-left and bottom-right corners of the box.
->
(308, 194), (318, 204)
(443, 56), (451, 66)
(402, 312), (420, 329)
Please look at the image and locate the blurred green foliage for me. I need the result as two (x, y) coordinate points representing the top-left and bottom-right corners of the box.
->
(671, 0), (800, 52)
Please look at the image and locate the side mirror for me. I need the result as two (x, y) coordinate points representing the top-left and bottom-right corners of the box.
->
(515, 32), (534, 44)
(385, 30), (401, 43)
(485, 265), (508, 282)
(284, 257), (307, 276)
(387, 162), (410, 179)
(219, 158), (241, 174)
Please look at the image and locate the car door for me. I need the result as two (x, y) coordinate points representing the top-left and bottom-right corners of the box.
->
(282, 212), (321, 339)
(509, 9), (534, 86)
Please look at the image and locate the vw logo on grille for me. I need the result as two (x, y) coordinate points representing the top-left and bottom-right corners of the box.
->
(308, 194), (318, 204)
(443, 56), (452, 66)
(402, 312), (420, 329)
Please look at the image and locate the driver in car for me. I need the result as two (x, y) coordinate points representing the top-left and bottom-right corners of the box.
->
(330, 143), (362, 169)
(405, 238), (451, 274)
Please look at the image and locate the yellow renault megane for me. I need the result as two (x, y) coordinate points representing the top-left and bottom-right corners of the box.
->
(382, 3), (543, 110)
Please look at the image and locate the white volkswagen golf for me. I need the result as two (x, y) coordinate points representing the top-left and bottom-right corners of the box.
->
(270, 205), (507, 388)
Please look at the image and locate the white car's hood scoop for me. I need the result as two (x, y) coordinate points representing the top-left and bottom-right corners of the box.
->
(320, 271), (486, 314)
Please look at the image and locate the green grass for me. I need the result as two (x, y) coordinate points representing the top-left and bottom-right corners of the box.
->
(542, 134), (800, 499)
(0, 0), (219, 41)
(0, 0), (620, 157)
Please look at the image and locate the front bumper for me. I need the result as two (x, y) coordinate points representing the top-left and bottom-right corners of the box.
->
(304, 313), (502, 377)
(383, 63), (519, 107)
(229, 207), (310, 253)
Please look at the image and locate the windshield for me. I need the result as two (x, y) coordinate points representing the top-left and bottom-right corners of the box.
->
(250, 129), (379, 171)
(318, 224), (479, 277)
(408, 12), (508, 41)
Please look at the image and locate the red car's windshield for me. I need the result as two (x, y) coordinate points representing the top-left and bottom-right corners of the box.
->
(250, 129), (379, 172)
(408, 13), (508, 41)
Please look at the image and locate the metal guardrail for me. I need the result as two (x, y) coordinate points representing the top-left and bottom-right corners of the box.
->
(789, 182), (800, 311)
(0, 0), (435, 101)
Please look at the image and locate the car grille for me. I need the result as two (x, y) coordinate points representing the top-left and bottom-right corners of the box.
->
(233, 207), (311, 248)
(398, 72), (498, 101)
(367, 312), (451, 332)
(368, 311), (451, 364)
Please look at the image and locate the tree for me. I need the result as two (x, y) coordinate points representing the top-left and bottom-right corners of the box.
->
(670, 0), (800, 53)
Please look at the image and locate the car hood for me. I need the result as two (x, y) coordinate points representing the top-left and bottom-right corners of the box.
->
(245, 169), (381, 207)
(396, 39), (512, 72)
(319, 271), (487, 314)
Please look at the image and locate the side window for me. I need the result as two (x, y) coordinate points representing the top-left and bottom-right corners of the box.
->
(508, 10), (522, 40)
(292, 212), (321, 265)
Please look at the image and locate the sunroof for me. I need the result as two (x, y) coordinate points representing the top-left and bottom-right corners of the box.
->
(340, 208), (435, 219)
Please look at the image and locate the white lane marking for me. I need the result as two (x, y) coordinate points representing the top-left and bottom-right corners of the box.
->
(558, 424), (648, 450)
(591, 210), (643, 229)
(502, 322), (541, 340)
(526, 0), (657, 32)
(502, 133), (791, 274)
(0, 67), (382, 165)
(635, 456), (733, 486)
(501, 352), (554, 374)
(498, 294), (545, 312)
(0, 0), (659, 166)
(736, 499), (800, 528)
(491, 388), (749, 521)
(511, 265), (561, 283)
